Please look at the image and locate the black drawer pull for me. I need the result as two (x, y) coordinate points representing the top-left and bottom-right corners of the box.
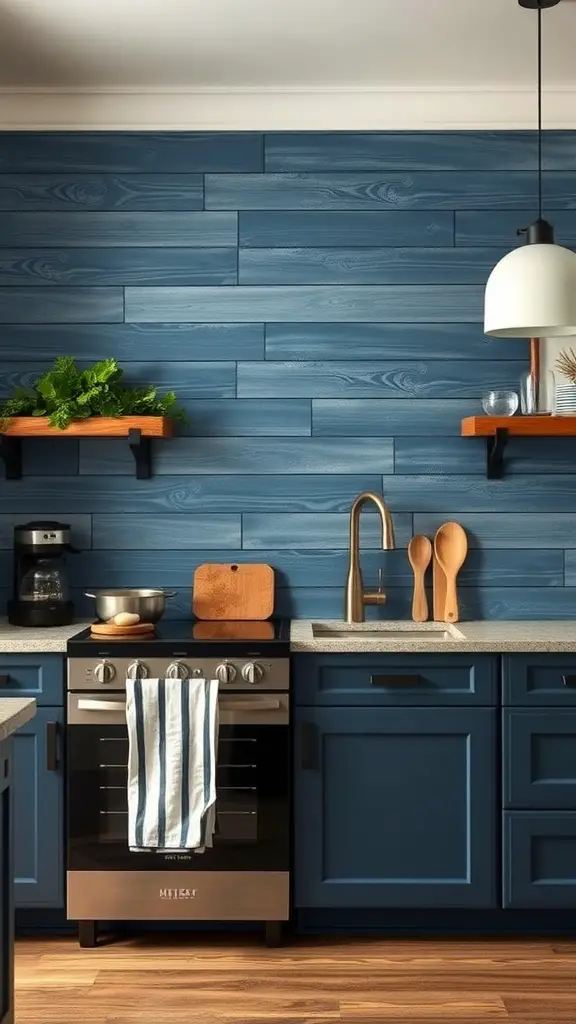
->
(0, 675), (10, 686)
(562, 675), (576, 687)
(46, 721), (59, 771)
(370, 674), (421, 686)
(301, 723), (319, 771)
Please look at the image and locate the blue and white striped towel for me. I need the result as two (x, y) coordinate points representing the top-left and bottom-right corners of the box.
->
(126, 677), (219, 852)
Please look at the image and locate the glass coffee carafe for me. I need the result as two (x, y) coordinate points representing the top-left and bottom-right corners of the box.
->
(18, 558), (70, 603)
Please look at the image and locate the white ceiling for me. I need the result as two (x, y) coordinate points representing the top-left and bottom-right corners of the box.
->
(1, 0), (576, 89)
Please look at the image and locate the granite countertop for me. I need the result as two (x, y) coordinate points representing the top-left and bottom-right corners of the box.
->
(290, 620), (576, 654)
(0, 697), (36, 742)
(0, 620), (91, 653)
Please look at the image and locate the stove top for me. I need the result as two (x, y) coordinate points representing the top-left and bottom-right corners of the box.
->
(67, 618), (290, 658)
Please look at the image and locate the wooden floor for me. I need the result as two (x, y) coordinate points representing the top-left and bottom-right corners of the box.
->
(14, 934), (576, 1023)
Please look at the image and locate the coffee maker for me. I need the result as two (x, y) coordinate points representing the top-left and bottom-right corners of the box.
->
(8, 521), (77, 627)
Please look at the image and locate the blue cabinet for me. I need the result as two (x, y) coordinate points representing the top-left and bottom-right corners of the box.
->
(0, 656), (63, 705)
(504, 812), (576, 908)
(294, 706), (497, 909)
(503, 654), (576, 707)
(294, 653), (498, 707)
(0, 738), (13, 1024)
(12, 708), (64, 908)
(504, 709), (576, 809)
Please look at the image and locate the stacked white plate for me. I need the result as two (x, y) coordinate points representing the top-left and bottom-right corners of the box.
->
(555, 384), (576, 414)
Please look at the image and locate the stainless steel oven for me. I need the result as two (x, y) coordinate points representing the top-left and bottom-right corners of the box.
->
(66, 624), (290, 947)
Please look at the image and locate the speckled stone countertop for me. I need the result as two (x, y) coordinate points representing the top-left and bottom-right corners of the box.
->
(0, 620), (91, 653)
(0, 698), (36, 743)
(290, 620), (576, 654)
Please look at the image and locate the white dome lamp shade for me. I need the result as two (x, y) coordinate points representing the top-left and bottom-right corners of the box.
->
(484, 0), (576, 339)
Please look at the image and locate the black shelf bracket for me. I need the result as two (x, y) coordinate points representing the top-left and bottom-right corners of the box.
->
(486, 427), (509, 479)
(128, 428), (152, 479)
(0, 436), (22, 479)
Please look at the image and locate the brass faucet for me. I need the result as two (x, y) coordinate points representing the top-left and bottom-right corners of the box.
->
(345, 491), (396, 623)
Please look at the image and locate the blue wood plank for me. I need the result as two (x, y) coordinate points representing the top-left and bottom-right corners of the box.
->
(0, 288), (123, 323)
(78, 437), (394, 475)
(92, 514), (240, 550)
(178, 399), (311, 437)
(242, 512), (413, 549)
(239, 247), (507, 286)
(378, 474), (576, 513)
(414, 513), (576, 549)
(458, 550), (563, 588)
(460, 588), (576, 620)
(0, 476), (382, 513)
(0, 212), (236, 245)
(456, 211), (576, 247)
(544, 173), (576, 209)
(313, 399), (475, 436)
(397, 437), (576, 476)
(125, 285), (484, 323)
(265, 323), (527, 361)
(561, 551), (576, 585)
(237, 360), (523, 398)
(0, 362), (235, 401)
(206, 172), (537, 211)
(544, 132), (576, 169)
(275, 586), (414, 619)
(68, 548), (409, 589)
(0, 175), (203, 211)
(239, 211), (454, 247)
(0, 249), (237, 287)
(0, 133), (264, 172)
(0, 514), (91, 550)
(0, 323), (264, 361)
(22, 438), (79, 476)
(265, 132), (537, 171)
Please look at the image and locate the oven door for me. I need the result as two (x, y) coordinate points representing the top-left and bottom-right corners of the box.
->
(67, 691), (289, 874)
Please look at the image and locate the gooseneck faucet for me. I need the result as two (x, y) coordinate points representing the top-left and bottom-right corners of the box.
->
(345, 491), (396, 623)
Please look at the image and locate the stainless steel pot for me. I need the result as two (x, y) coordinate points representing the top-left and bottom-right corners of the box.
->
(85, 588), (177, 623)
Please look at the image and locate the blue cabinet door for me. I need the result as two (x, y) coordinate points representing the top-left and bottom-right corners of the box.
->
(504, 812), (576, 908)
(0, 739), (13, 1024)
(503, 655), (576, 707)
(294, 706), (497, 908)
(294, 654), (498, 707)
(0, 656), (63, 705)
(504, 709), (576, 809)
(13, 709), (64, 908)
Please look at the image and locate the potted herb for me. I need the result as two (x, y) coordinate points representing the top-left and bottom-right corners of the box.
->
(555, 348), (576, 415)
(0, 357), (184, 435)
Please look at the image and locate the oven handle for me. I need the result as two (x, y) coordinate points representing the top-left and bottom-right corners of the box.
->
(76, 697), (282, 713)
(78, 699), (127, 712)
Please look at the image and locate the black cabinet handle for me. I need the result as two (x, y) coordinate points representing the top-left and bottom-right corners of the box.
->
(370, 674), (421, 686)
(46, 721), (58, 771)
(300, 723), (319, 771)
(562, 675), (576, 687)
(0, 675), (10, 686)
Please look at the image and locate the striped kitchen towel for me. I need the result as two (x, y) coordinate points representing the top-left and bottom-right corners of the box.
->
(126, 677), (219, 852)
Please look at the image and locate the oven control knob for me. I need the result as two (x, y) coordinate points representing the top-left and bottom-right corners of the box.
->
(94, 660), (116, 684)
(215, 662), (237, 684)
(242, 662), (263, 685)
(166, 661), (189, 680)
(127, 660), (149, 681)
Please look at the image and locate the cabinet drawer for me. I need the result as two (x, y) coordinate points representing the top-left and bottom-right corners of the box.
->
(0, 656), (63, 705)
(503, 811), (576, 908)
(504, 709), (576, 809)
(294, 654), (497, 706)
(503, 654), (576, 706)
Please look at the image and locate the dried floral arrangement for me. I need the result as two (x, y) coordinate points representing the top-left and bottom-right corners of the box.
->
(556, 348), (576, 384)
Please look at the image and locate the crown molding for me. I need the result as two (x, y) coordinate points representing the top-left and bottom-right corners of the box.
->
(1, 85), (576, 131)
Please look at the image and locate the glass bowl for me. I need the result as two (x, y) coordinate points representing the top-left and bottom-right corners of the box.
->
(481, 390), (519, 417)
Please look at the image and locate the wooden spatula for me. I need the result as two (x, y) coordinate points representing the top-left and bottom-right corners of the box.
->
(408, 535), (432, 622)
(434, 522), (468, 623)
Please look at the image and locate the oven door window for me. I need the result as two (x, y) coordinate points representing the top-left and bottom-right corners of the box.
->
(67, 723), (289, 871)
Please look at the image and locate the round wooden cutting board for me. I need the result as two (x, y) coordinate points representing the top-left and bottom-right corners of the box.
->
(90, 622), (156, 638)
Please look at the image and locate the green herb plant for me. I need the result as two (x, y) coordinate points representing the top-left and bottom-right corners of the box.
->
(0, 357), (185, 430)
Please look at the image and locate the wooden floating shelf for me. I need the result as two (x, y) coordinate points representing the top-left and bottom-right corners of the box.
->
(0, 416), (173, 479)
(461, 416), (576, 479)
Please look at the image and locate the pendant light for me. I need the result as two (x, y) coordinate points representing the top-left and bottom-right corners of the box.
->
(484, 0), (576, 338)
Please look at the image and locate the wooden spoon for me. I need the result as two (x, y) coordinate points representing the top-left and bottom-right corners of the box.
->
(408, 535), (433, 622)
(434, 523), (468, 623)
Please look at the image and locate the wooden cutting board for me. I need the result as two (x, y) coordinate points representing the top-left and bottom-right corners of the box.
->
(90, 622), (156, 637)
(193, 563), (275, 620)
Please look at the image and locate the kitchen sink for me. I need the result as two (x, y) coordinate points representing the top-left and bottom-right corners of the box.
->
(311, 622), (466, 641)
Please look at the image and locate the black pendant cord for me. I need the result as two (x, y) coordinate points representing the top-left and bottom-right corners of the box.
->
(537, 5), (543, 220)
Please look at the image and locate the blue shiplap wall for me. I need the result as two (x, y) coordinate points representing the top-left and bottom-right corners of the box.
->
(2, 130), (576, 619)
